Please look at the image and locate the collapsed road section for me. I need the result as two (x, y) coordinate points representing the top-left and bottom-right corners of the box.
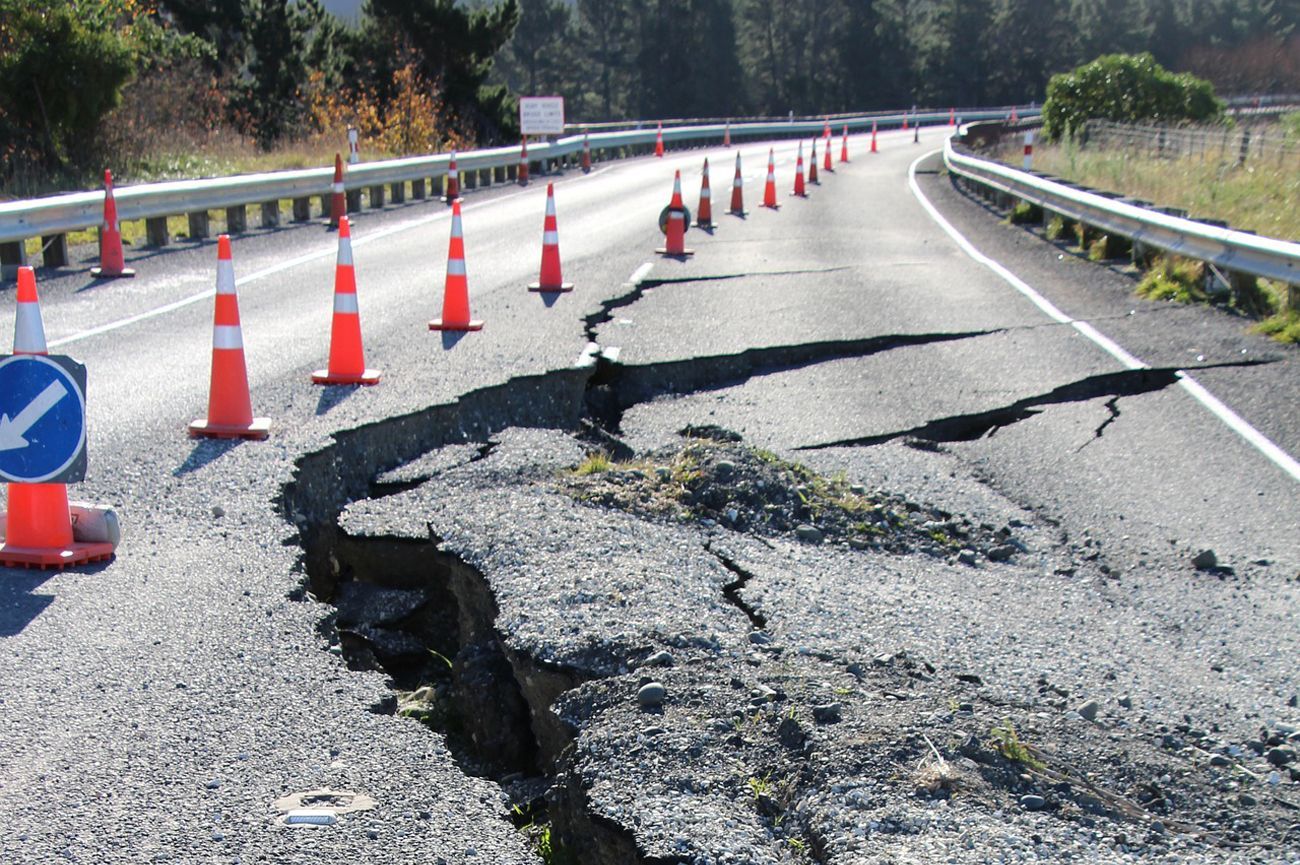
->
(280, 340), (1300, 864)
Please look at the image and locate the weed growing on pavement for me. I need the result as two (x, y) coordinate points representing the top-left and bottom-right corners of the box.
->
(1045, 215), (1067, 241)
(990, 720), (1046, 770)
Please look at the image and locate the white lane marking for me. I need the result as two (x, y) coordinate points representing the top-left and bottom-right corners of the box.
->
(46, 166), (618, 350)
(907, 149), (1300, 483)
(627, 261), (654, 286)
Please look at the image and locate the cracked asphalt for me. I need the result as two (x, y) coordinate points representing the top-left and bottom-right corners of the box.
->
(2, 125), (1298, 863)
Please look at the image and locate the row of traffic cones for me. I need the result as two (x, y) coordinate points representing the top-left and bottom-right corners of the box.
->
(87, 113), (912, 278)
(186, 181), (578, 438)
(660, 126), (863, 259)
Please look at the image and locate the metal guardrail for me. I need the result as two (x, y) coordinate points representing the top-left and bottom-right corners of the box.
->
(943, 133), (1300, 288)
(0, 109), (1033, 253)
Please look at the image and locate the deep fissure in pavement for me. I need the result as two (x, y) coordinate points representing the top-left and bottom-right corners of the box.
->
(582, 267), (856, 342)
(797, 361), (1273, 450)
(279, 331), (1009, 862)
(279, 334), (1281, 861)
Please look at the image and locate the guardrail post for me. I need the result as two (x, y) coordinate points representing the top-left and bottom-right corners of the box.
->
(261, 201), (280, 228)
(318, 193), (331, 217)
(146, 216), (170, 246)
(368, 184), (385, 209)
(226, 205), (247, 234)
(188, 211), (211, 240)
(292, 197), (312, 222)
(0, 241), (28, 278)
(390, 180), (405, 204)
(42, 234), (69, 268)
(411, 178), (426, 200)
(346, 188), (362, 213)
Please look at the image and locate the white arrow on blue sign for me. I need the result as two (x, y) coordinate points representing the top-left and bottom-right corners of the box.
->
(0, 354), (88, 484)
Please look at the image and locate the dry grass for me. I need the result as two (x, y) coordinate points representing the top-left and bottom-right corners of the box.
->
(1009, 140), (1300, 242)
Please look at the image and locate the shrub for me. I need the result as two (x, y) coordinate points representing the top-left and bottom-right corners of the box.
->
(0, 0), (135, 169)
(1042, 53), (1223, 141)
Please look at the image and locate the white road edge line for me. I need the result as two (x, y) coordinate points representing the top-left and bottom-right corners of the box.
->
(907, 149), (1300, 484)
(47, 165), (619, 350)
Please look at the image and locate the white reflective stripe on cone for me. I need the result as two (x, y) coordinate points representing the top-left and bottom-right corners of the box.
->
(333, 292), (359, 314)
(337, 242), (353, 267)
(701, 189), (711, 199)
(216, 260), (237, 293)
(543, 231), (559, 245)
(447, 258), (467, 276)
(212, 325), (244, 349)
(332, 183), (344, 194)
(13, 305), (47, 353)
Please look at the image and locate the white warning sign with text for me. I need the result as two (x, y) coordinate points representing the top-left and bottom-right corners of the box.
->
(519, 97), (565, 135)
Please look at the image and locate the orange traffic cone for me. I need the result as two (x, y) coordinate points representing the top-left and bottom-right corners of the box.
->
(656, 171), (694, 257)
(949, 107), (956, 127)
(762, 149), (779, 209)
(0, 268), (114, 569)
(445, 151), (461, 203)
(871, 121), (879, 153)
(328, 154), (346, 230)
(581, 134), (592, 173)
(430, 200), (483, 331)
(723, 122), (731, 147)
(823, 118), (831, 138)
(729, 152), (745, 216)
(519, 138), (530, 185)
(529, 183), (573, 293)
(655, 123), (665, 157)
(90, 170), (135, 279)
(841, 125), (850, 163)
(313, 217), (380, 385)
(695, 159), (714, 228)
(902, 114), (908, 131)
(1010, 106), (1019, 123)
(792, 143), (807, 197)
(823, 134), (834, 172)
(808, 138), (820, 185)
(188, 236), (271, 440)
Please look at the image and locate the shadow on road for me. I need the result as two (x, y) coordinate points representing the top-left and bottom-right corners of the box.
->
(174, 438), (244, 476)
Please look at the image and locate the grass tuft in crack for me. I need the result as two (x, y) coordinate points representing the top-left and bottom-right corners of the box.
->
(559, 429), (1003, 556)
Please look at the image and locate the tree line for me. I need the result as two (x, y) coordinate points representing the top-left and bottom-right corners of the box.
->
(493, 0), (1299, 120)
(1, 0), (1296, 190)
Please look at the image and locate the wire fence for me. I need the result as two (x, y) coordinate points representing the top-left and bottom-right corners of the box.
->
(1078, 118), (1300, 168)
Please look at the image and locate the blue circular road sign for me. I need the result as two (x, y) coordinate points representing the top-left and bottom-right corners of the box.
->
(0, 354), (87, 484)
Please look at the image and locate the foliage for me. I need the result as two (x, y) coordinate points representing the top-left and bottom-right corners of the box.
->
(0, 0), (136, 169)
(361, 0), (520, 140)
(1042, 52), (1222, 140)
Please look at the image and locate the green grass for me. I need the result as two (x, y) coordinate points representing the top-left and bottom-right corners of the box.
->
(1254, 308), (1300, 343)
(1135, 256), (1208, 303)
(572, 452), (613, 476)
(1008, 140), (1300, 242)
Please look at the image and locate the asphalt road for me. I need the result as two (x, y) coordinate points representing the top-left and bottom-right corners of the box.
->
(1, 124), (1297, 863)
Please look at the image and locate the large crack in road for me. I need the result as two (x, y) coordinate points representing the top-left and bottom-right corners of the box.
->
(278, 319), (1294, 861)
(796, 360), (1275, 450)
